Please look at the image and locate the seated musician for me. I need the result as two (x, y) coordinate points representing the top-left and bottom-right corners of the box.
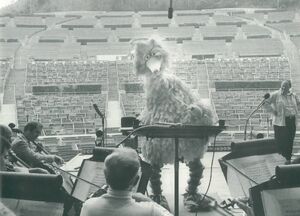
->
(11, 122), (64, 169)
(0, 124), (48, 173)
(80, 148), (173, 216)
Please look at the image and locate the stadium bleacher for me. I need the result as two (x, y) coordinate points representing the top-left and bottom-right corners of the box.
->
(71, 28), (111, 43)
(45, 16), (75, 26)
(61, 17), (98, 28)
(291, 37), (300, 50)
(14, 16), (46, 28)
(267, 22), (300, 37)
(199, 26), (237, 42)
(0, 16), (10, 27)
(0, 43), (20, 59)
(213, 15), (246, 26)
(157, 27), (195, 42)
(17, 93), (107, 136)
(0, 60), (11, 93)
(139, 16), (171, 28)
(241, 25), (271, 39)
(115, 28), (154, 41)
(85, 42), (130, 56)
(232, 38), (284, 57)
(0, 27), (43, 41)
(182, 40), (228, 58)
(100, 16), (133, 29)
(175, 15), (209, 27)
(206, 57), (290, 81)
(26, 60), (108, 89)
(266, 11), (295, 23)
(236, 13), (266, 23)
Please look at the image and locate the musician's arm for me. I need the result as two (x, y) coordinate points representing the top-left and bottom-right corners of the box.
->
(12, 140), (55, 166)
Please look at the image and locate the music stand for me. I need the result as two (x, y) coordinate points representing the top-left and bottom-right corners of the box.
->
(0, 172), (64, 216)
(134, 124), (225, 216)
(71, 147), (152, 202)
(249, 164), (300, 216)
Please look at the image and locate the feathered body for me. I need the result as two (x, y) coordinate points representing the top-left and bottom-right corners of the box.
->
(132, 38), (217, 166)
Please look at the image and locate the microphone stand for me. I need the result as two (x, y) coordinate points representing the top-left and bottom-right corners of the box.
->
(244, 100), (267, 141)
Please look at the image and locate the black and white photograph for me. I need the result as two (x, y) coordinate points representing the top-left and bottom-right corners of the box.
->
(0, 0), (300, 215)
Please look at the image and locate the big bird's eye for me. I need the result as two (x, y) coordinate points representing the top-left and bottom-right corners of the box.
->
(144, 54), (150, 61)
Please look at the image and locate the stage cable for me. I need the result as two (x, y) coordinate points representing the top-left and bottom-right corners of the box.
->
(198, 134), (217, 205)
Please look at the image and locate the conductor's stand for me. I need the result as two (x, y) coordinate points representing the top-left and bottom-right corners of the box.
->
(0, 172), (65, 216)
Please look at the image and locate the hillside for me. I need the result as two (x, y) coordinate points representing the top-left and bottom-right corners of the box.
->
(1, 0), (300, 15)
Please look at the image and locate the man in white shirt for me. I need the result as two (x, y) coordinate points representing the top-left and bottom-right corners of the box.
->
(80, 148), (173, 216)
(263, 80), (300, 163)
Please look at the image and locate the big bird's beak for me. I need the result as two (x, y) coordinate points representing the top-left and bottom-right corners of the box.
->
(146, 55), (162, 73)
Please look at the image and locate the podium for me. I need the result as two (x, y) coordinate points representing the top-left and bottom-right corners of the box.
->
(134, 124), (225, 216)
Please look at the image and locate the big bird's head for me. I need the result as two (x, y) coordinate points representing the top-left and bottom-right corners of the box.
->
(131, 38), (169, 76)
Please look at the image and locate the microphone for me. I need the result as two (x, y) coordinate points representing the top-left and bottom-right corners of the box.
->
(93, 104), (104, 118)
(264, 93), (270, 100)
(243, 93), (270, 140)
(168, 0), (173, 19)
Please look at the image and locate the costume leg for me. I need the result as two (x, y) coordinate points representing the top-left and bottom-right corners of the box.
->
(183, 158), (216, 212)
(150, 163), (170, 211)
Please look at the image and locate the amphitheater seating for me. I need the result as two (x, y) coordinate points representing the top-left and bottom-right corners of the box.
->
(212, 90), (271, 131)
(115, 28), (154, 41)
(232, 39), (284, 57)
(291, 37), (300, 50)
(266, 11), (295, 23)
(182, 40), (227, 58)
(139, 16), (171, 28)
(14, 16), (46, 28)
(96, 11), (134, 18)
(0, 16), (10, 27)
(213, 15), (246, 26)
(139, 11), (168, 17)
(0, 60), (11, 93)
(206, 57), (290, 81)
(86, 43), (130, 56)
(26, 60), (108, 90)
(0, 27), (43, 41)
(61, 18), (98, 28)
(45, 17), (74, 26)
(175, 10), (214, 17)
(199, 26), (237, 41)
(71, 28), (111, 43)
(17, 93), (107, 135)
(116, 61), (141, 87)
(157, 27), (195, 42)
(267, 22), (300, 37)
(39, 28), (69, 38)
(237, 13), (265, 22)
(100, 17), (133, 28)
(0, 43), (20, 59)
(175, 15), (209, 27)
(120, 93), (145, 116)
(242, 25), (271, 39)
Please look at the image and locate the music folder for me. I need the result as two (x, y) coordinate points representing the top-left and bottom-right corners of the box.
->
(71, 147), (152, 202)
(249, 164), (300, 216)
(219, 138), (286, 198)
(0, 172), (65, 216)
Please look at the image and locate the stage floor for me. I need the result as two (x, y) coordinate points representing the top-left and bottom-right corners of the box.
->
(63, 152), (245, 216)
(158, 152), (244, 215)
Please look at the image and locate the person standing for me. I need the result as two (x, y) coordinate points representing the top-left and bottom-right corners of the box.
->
(263, 80), (300, 163)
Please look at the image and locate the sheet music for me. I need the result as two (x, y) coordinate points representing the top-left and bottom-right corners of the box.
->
(227, 153), (285, 184)
(261, 188), (300, 216)
(1, 198), (63, 216)
(72, 160), (142, 202)
(72, 160), (106, 202)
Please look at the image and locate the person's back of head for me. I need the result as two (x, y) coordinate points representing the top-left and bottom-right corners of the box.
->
(104, 148), (140, 190)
